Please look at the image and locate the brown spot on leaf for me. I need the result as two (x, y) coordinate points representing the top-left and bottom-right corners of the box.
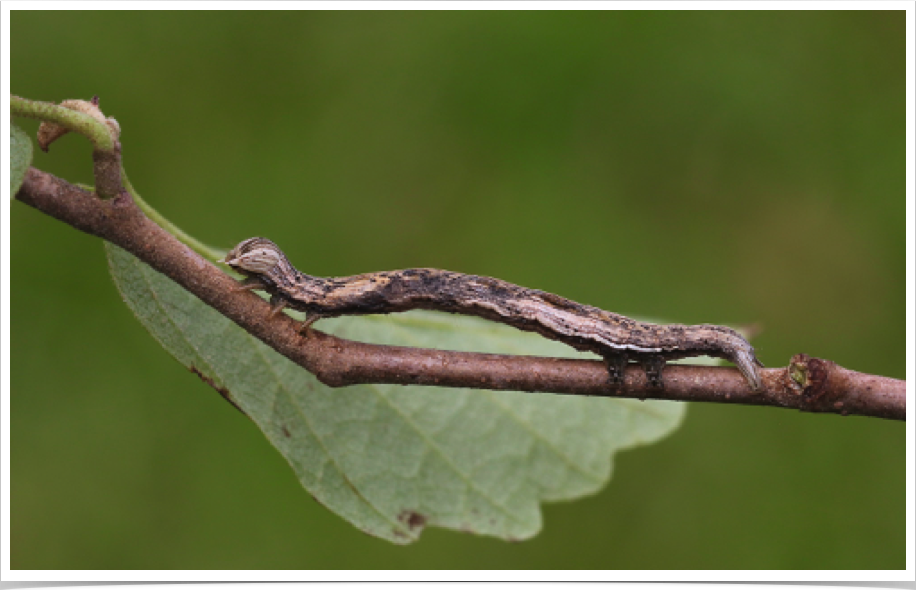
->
(398, 510), (427, 531)
(282, 425), (291, 438)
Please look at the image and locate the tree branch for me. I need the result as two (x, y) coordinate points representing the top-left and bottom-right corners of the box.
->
(14, 166), (906, 421)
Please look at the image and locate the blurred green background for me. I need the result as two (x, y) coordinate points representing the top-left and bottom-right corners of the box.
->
(11, 11), (905, 569)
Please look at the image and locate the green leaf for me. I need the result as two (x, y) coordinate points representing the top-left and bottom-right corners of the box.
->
(11, 124), (33, 196)
(106, 243), (688, 544)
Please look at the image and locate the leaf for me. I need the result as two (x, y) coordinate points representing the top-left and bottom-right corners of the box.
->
(10, 124), (33, 196)
(106, 243), (688, 544)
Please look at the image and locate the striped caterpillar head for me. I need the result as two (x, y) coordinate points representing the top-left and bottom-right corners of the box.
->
(222, 237), (286, 276)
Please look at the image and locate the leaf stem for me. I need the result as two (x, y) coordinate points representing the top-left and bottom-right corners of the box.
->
(120, 168), (227, 262)
(10, 94), (115, 151)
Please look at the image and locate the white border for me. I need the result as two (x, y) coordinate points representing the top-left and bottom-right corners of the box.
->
(3, 0), (915, 10)
(0, 1), (916, 581)
(2, 0), (14, 581)
(905, 0), (915, 580)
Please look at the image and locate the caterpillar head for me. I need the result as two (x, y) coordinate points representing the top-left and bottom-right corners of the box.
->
(221, 237), (285, 276)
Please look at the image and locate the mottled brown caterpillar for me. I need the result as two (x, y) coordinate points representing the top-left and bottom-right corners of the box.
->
(222, 237), (764, 392)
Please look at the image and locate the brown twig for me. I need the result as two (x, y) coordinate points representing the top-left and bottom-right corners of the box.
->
(14, 166), (906, 421)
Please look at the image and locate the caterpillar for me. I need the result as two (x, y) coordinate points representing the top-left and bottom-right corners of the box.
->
(222, 237), (764, 392)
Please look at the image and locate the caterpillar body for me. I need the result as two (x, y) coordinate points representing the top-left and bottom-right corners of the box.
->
(222, 237), (764, 392)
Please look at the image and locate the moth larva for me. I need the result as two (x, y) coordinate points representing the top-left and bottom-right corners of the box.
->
(222, 237), (765, 392)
